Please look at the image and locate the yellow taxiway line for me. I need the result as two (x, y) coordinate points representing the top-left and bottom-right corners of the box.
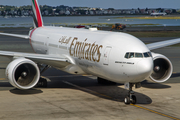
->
(0, 78), (6, 80)
(63, 80), (180, 120)
(132, 104), (180, 120)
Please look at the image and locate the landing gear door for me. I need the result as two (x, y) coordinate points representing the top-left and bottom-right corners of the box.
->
(103, 46), (112, 65)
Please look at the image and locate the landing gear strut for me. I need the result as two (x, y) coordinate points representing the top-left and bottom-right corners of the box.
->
(124, 83), (137, 104)
(36, 77), (47, 88)
(35, 64), (50, 88)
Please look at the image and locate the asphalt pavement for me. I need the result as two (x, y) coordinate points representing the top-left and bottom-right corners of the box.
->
(0, 28), (180, 120)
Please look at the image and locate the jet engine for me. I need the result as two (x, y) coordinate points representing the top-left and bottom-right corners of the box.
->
(6, 58), (40, 89)
(147, 53), (173, 83)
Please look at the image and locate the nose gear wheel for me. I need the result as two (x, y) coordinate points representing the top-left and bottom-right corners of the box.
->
(124, 83), (137, 104)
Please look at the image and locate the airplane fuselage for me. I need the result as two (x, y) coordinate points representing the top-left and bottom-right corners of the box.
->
(30, 26), (153, 83)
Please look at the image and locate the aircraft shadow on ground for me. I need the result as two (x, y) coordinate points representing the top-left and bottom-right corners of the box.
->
(141, 80), (171, 89)
(0, 80), (43, 94)
(1, 68), (172, 104)
(171, 72), (180, 78)
(9, 88), (43, 95)
(41, 68), (153, 104)
(1, 77), (152, 104)
(44, 76), (152, 104)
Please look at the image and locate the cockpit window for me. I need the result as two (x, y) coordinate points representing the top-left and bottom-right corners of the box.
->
(143, 52), (149, 57)
(143, 52), (152, 57)
(125, 52), (129, 58)
(129, 53), (134, 58)
(125, 52), (143, 59)
(125, 52), (151, 59)
(135, 53), (143, 58)
(148, 52), (152, 57)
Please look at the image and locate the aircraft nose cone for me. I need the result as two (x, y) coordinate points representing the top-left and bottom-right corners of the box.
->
(137, 58), (153, 79)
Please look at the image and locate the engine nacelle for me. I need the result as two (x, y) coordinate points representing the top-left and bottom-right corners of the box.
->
(6, 58), (40, 89)
(147, 53), (173, 83)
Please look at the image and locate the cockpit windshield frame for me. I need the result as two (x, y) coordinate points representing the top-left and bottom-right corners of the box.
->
(124, 52), (152, 59)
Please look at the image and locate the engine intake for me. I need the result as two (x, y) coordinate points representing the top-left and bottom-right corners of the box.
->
(147, 53), (173, 83)
(6, 58), (40, 89)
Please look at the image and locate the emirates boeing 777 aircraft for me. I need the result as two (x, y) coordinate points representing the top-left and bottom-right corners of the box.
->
(0, 0), (180, 104)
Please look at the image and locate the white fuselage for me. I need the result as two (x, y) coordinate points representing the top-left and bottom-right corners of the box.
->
(30, 26), (153, 83)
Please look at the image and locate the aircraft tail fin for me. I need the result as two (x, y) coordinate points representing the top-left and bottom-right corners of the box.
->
(31, 0), (43, 28)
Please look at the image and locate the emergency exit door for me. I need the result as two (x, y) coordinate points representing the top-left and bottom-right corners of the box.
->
(103, 46), (112, 65)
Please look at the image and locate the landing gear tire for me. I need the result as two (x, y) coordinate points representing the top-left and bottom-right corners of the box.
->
(36, 77), (47, 88)
(124, 96), (130, 104)
(124, 83), (137, 105)
(124, 95), (137, 105)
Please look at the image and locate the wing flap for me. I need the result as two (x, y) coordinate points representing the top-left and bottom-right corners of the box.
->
(0, 32), (29, 39)
(147, 38), (180, 50)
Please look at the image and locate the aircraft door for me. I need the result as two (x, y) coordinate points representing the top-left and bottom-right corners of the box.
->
(103, 46), (112, 65)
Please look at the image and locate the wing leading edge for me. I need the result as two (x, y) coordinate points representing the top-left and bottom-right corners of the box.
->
(147, 38), (180, 50)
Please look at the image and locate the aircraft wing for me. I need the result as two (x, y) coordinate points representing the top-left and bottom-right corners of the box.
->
(0, 32), (29, 39)
(147, 38), (180, 50)
(0, 51), (71, 68)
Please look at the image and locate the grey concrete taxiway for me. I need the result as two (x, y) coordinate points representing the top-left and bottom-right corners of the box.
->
(0, 28), (180, 120)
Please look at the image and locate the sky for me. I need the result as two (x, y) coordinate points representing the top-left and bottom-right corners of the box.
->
(0, 0), (180, 9)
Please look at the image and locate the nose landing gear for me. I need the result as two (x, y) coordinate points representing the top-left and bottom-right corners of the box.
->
(124, 92), (136, 104)
(124, 83), (140, 104)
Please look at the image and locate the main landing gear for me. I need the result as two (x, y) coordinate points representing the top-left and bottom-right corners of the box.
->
(124, 83), (141, 104)
(36, 64), (50, 88)
(36, 77), (47, 88)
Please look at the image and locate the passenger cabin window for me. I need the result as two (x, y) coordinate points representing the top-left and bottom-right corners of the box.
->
(125, 52), (151, 59)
